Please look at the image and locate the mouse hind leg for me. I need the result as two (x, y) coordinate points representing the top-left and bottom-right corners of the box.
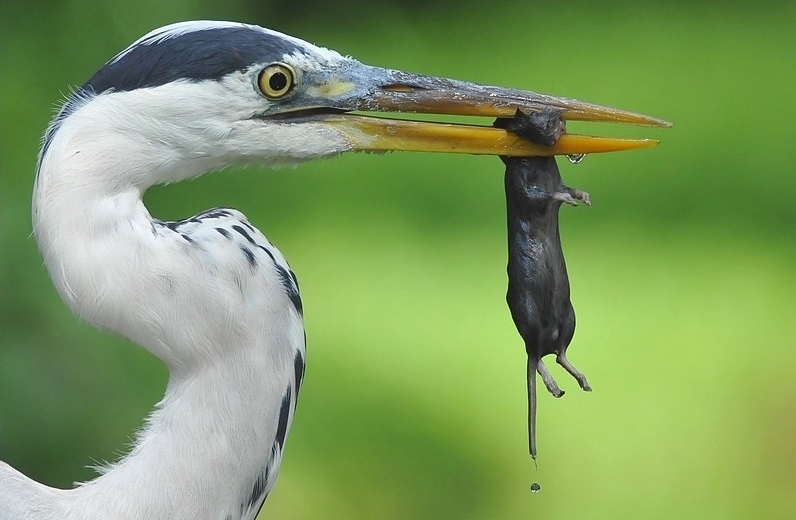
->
(555, 303), (592, 391)
(537, 358), (565, 397)
(556, 354), (592, 391)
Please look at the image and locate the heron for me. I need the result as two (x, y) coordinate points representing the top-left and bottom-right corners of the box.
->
(0, 20), (667, 520)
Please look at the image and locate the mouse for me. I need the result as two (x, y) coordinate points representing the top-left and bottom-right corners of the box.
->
(495, 109), (592, 460)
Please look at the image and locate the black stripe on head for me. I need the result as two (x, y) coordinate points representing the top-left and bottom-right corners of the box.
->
(84, 26), (304, 95)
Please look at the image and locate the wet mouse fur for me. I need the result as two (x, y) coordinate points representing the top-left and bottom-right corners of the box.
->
(496, 109), (592, 459)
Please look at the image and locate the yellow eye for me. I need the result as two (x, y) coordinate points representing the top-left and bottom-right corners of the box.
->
(257, 63), (296, 99)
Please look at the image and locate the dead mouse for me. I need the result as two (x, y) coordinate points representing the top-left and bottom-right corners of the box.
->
(495, 109), (592, 460)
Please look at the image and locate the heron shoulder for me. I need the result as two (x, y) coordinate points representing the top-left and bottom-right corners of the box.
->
(157, 207), (302, 316)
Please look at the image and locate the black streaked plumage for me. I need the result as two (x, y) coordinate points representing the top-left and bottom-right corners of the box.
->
(246, 468), (269, 511)
(273, 264), (303, 315)
(240, 246), (257, 268)
(232, 224), (257, 246)
(293, 350), (305, 391)
(496, 109), (592, 460)
(274, 388), (292, 450)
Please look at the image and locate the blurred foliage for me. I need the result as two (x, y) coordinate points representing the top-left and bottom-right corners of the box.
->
(1, 1), (795, 519)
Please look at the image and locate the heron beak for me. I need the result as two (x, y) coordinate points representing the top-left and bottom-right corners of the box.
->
(310, 67), (670, 157)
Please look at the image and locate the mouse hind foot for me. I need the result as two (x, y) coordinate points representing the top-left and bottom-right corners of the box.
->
(536, 358), (565, 398)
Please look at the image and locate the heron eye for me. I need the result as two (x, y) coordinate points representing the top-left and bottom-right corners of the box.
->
(258, 63), (296, 99)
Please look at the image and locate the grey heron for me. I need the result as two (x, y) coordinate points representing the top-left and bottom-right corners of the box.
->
(0, 20), (667, 520)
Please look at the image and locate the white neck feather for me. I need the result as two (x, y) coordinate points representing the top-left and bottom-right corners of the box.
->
(2, 353), (296, 520)
(1, 92), (305, 520)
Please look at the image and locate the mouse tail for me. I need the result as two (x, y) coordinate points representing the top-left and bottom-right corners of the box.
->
(527, 355), (539, 460)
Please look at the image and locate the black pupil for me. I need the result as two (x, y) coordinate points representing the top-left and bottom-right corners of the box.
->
(269, 71), (288, 92)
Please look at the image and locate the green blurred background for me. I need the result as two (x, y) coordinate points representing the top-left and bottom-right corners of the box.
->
(2, 1), (794, 518)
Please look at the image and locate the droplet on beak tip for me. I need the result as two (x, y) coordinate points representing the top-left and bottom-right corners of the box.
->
(566, 153), (586, 164)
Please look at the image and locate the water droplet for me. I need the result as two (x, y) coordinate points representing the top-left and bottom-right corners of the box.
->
(566, 153), (586, 164)
(530, 483), (541, 493)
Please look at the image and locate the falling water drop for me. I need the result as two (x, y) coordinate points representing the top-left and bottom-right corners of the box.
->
(530, 483), (541, 493)
(566, 153), (586, 164)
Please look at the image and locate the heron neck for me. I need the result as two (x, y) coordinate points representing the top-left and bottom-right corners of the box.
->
(29, 135), (303, 519)
(64, 350), (292, 520)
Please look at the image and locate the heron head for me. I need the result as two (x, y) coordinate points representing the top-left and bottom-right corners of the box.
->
(42, 21), (669, 188)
